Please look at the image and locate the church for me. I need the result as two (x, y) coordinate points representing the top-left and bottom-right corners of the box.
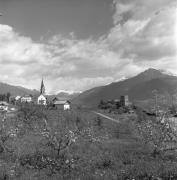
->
(37, 79), (47, 105)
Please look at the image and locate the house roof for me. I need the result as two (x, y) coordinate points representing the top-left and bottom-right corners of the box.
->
(22, 95), (33, 98)
(15, 96), (21, 100)
(54, 100), (70, 105)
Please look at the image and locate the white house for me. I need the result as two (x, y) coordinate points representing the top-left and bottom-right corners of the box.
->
(15, 96), (21, 101)
(21, 95), (33, 103)
(53, 100), (71, 110)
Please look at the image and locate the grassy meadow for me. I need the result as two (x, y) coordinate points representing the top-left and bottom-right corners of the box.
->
(0, 105), (177, 179)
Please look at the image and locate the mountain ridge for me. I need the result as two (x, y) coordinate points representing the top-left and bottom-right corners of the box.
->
(72, 68), (177, 106)
(0, 82), (39, 96)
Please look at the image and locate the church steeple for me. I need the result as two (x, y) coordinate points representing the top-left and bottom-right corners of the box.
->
(40, 78), (45, 95)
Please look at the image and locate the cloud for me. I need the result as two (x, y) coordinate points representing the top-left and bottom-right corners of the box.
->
(0, 0), (176, 93)
(109, 0), (177, 63)
(112, 0), (176, 24)
(0, 24), (120, 92)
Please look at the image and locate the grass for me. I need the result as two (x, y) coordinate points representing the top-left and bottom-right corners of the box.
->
(0, 105), (177, 179)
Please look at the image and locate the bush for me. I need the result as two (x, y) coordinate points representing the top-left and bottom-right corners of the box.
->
(94, 116), (103, 128)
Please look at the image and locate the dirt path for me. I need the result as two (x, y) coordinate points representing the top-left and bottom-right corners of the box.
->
(92, 111), (120, 124)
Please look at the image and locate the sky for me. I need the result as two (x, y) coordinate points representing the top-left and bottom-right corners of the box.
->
(0, 0), (176, 94)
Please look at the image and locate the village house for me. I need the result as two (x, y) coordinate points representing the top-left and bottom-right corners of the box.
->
(11, 95), (21, 105)
(21, 95), (33, 103)
(53, 100), (71, 110)
(15, 96), (21, 101)
(37, 79), (47, 105)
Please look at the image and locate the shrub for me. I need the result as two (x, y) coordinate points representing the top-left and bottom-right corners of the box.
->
(94, 116), (103, 128)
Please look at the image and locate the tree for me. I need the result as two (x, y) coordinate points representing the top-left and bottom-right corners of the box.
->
(98, 100), (106, 109)
(0, 104), (112, 179)
(136, 106), (177, 158)
(6, 92), (11, 103)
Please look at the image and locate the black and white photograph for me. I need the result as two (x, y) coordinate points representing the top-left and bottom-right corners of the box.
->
(0, 0), (177, 179)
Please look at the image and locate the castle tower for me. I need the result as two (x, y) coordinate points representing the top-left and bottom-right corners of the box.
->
(120, 95), (129, 107)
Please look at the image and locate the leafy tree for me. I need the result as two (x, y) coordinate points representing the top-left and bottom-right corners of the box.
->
(98, 100), (106, 109)
(136, 107), (177, 158)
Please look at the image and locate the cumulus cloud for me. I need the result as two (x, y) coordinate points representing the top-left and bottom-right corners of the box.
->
(109, 0), (177, 68)
(0, 24), (119, 93)
(0, 0), (176, 93)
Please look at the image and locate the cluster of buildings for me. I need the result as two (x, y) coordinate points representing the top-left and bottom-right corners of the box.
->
(12, 79), (71, 111)
(110, 95), (131, 107)
(99, 95), (132, 112)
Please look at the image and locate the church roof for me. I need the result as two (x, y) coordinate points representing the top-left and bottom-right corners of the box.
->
(38, 94), (46, 99)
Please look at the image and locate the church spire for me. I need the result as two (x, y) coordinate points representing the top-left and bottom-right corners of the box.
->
(40, 78), (45, 95)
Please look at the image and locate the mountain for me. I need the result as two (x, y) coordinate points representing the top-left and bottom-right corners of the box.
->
(57, 92), (80, 100)
(46, 92), (81, 102)
(72, 68), (177, 107)
(0, 82), (38, 96)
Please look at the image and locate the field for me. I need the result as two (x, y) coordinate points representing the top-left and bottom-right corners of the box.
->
(0, 105), (177, 180)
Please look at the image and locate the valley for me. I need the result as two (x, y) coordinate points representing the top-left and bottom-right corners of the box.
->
(0, 68), (177, 179)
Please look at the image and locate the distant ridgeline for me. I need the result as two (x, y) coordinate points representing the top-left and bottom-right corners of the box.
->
(72, 68), (177, 107)
(0, 82), (38, 96)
